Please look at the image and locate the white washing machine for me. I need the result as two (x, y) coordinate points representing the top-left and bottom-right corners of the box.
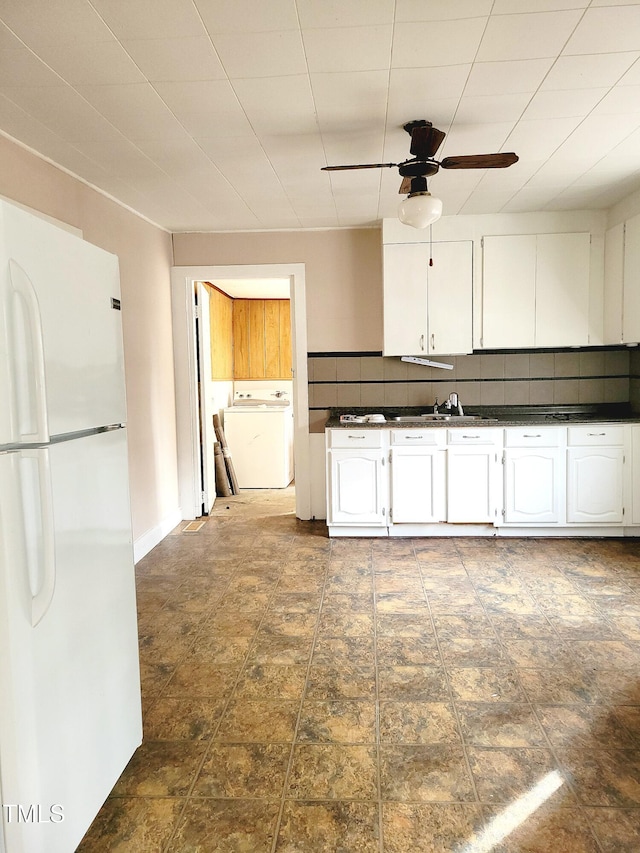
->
(223, 389), (294, 488)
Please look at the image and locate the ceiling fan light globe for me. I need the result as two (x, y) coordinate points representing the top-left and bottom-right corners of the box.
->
(398, 192), (443, 228)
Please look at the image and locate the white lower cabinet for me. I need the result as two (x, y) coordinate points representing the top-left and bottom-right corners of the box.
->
(326, 430), (387, 528)
(446, 429), (503, 523)
(503, 428), (564, 525)
(326, 423), (637, 536)
(566, 426), (624, 524)
(390, 430), (446, 523)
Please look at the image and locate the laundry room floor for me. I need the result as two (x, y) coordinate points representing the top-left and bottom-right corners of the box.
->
(78, 487), (640, 852)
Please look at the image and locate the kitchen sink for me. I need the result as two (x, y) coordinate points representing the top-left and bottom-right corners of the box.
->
(390, 414), (490, 422)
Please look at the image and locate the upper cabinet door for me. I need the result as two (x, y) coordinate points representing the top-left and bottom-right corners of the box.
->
(383, 241), (473, 356)
(603, 222), (624, 345)
(427, 241), (473, 356)
(383, 243), (428, 356)
(623, 213), (640, 344)
(481, 232), (591, 349)
(535, 233), (590, 347)
(481, 235), (536, 349)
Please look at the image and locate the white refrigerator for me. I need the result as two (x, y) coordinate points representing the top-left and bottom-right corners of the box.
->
(0, 201), (142, 853)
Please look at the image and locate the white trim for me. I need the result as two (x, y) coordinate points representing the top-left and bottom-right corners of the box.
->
(170, 263), (310, 520)
(133, 508), (182, 563)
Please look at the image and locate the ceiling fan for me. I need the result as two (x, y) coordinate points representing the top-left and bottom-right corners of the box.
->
(321, 120), (519, 227)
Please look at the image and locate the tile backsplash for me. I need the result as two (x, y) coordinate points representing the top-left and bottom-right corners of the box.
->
(308, 348), (633, 432)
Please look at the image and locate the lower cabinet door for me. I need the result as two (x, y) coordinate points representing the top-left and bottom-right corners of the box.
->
(447, 446), (500, 523)
(328, 450), (387, 525)
(567, 447), (624, 524)
(504, 448), (563, 524)
(390, 447), (446, 523)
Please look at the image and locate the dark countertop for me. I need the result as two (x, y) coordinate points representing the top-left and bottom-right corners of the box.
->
(325, 404), (640, 429)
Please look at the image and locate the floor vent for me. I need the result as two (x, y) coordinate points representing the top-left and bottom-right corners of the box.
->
(183, 521), (205, 532)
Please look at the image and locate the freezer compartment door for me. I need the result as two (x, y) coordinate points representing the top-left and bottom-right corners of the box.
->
(0, 428), (142, 853)
(0, 200), (126, 442)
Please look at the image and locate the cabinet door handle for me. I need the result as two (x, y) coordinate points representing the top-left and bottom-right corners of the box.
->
(431, 333), (435, 350)
(420, 334), (425, 351)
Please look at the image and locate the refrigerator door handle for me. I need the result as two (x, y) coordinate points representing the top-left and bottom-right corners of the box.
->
(20, 448), (56, 626)
(8, 259), (49, 444)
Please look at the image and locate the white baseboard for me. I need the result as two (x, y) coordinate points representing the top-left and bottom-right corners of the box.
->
(133, 508), (182, 563)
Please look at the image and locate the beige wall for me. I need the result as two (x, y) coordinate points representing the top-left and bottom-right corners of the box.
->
(172, 229), (383, 352)
(0, 134), (179, 546)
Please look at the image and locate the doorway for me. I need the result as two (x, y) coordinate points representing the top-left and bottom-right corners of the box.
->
(170, 263), (310, 521)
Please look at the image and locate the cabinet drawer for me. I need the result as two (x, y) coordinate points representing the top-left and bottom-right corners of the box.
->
(504, 427), (563, 448)
(447, 428), (502, 446)
(328, 429), (385, 449)
(391, 429), (445, 446)
(567, 425), (624, 446)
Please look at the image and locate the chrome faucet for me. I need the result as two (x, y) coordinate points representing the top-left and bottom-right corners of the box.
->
(440, 392), (464, 416)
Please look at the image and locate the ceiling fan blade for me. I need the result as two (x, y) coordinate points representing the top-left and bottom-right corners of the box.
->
(440, 153), (519, 170)
(398, 176), (412, 194)
(410, 124), (446, 159)
(321, 163), (397, 171)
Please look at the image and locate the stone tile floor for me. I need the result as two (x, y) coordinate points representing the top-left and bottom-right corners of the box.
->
(78, 486), (640, 851)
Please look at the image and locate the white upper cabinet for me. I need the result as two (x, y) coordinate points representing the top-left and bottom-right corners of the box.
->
(608, 213), (640, 344)
(481, 235), (536, 348)
(383, 241), (472, 356)
(481, 232), (591, 349)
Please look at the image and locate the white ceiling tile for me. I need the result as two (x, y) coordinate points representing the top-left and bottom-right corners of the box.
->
(456, 92), (531, 124)
(311, 71), (389, 132)
(77, 84), (189, 140)
(477, 10), (583, 62)
(0, 47), (63, 87)
(232, 76), (318, 134)
(36, 39), (146, 86)
(194, 0), (299, 33)
(296, 0), (394, 29)
(541, 53), (640, 91)
(464, 58), (554, 96)
(592, 85), (640, 115)
(619, 57), (640, 86)
(523, 87), (609, 120)
(0, 0), (114, 46)
(0, 21), (30, 49)
(321, 129), (386, 168)
(303, 26), (392, 73)
(137, 136), (222, 176)
(389, 66), (472, 102)
(153, 80), (254, 137)
(493, 0), (588, 11)
(502, 188), (558, 211)
(439, 121), (515, 159)
(392, 18), (486, 67)
(502, 116), (583, 159)
(122, 37), (227, 82)
(211, 31), (307, 78)
(564, 6), (640, 56)
(461, 191), (518, 214)
(90, 0), (205, 40)
(0, 84), (116, 142)
(396, 0), (493, 21)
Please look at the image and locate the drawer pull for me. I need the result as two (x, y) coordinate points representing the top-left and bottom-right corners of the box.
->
(523, 434), (542, 438)
(348, 434), (366, 440)
(406, 435), (424, 440)
(587, 432), (606, 437)
(462, 435), (480, 439)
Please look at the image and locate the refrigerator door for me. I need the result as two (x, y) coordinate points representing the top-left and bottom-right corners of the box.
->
(0, 428), (142, 853)
(0, 200), (126, 445)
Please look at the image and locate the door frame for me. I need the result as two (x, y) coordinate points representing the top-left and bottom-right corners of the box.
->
(170, 263), (309, 520)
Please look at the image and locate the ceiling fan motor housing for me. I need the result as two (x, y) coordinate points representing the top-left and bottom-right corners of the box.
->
(399, 160), (439, 178)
